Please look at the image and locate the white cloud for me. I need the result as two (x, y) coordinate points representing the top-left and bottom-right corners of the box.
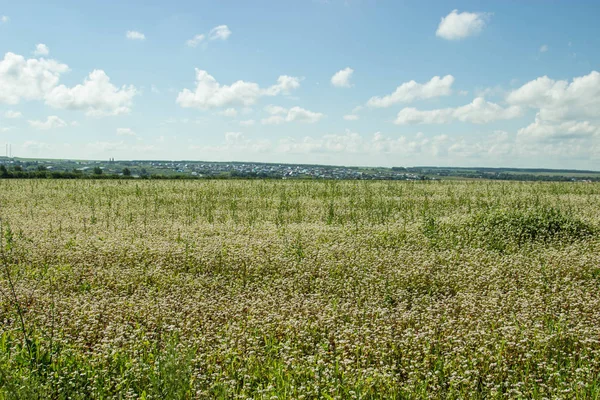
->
(0, 52), (69, 104)
(219, 108), (238, 117)
(264, 105), (287, 115)
(507, 71), (600, 153)
(126, 31), (145, 41)
(0, 126), (14, 132)
(276, 130), (453, 157)
(187, 25), (230, 48)
(343, 114), (359, 121)
(539, 44), (549, 53)
(506, 71), (600, 123)
(261, 105), (324, 124)
(33, 44), (49, 56)
(436, 10), (490, 40)
(169, 127), (598, 166)
(394, 97), (522, 125)
(0, 52), (136, 116)
(331, 67), (354, 88)
(186, 34), (205, 47)
(263, 75), (301, 96)
(177, 69), (300, 109)
(116, 128), (137, 137)
(518, 119), (600, 142)
(288, 107), (323, 123)
(1, 16), (8, 24)
(4, 110), (22, 119)
(367, 75), (454, 108)
(28, 115), (68, 130)
(209, 25), (231, 41)
(45, 69), (137, 116)
(240, 119), (255, 126)
(279, 131), (514, 160)
(151, 84), (160, 94)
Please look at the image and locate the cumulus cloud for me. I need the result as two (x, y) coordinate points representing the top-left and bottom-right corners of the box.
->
(4, 110), (22, 119)
(261, 105), (324, 124)
(186, 34), (205, 47)
(507, 71), (600, 122)
(507, 70), (600, 153)
(209, 25), (231, 41)
(177, 69), (301, 109)
(539, 44), (549, 53)
(331, 67), (354, 88)
(198, 130), (446, 157)
(0, 52), (136, 116)
(518, 119), (600, 142)
(126, 31), (145, 40)
(394, 97), (522, 125)
(276, 131), (454, 157)
(0, 52), (69, 104)
(116, 128), (137, 137)
(28, 115), (68, 130)
(1, 16), (8, 24)
(45, 70), (137, 116)
(343, 114), (359, 121)
(263, 75), (301, 96)
(367, 75), (454, 108)
(181, 127), (597, 165)
(33, 44), (49, 56)
(436, 10), (490, 40)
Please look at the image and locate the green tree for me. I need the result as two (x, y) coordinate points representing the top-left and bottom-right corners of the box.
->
(0, 165), (8, 177)
(13, 165), (22, 172)
(93, 167), (103, 175)
(122, 168), (131, 176)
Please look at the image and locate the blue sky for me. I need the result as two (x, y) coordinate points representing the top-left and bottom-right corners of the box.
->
(1, 0), (599, 169)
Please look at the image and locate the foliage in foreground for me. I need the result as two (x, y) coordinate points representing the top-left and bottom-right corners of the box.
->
(0, 180), (599, 399)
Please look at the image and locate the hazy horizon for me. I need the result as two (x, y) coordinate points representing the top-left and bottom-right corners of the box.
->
(1, 1), (599, 170)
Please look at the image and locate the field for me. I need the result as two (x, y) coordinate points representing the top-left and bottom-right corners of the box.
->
(0, 179), (599, 399)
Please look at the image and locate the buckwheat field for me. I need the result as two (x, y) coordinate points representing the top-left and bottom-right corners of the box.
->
(1, 179), (599, 399)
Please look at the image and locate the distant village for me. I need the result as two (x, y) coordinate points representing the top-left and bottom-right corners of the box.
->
(146, 161), (422, 180)
(1, 157), (598, 182)
(0, 157), (423, 180)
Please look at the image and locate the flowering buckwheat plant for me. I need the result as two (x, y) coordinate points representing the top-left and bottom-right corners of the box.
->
(0, 179), (599, 399)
